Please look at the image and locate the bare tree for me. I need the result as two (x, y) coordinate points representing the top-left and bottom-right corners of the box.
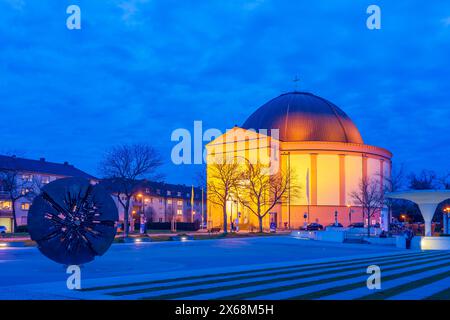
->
(206, 158), (242, 234)
(0, 169), (36, 232)
(408, 170), (437, 190)
(383, 163), (406, 230)
(195, 168), (207, 226)
(350, 177), (385, 237)
(237, 161), (299, 233)
(100, 144), (162, 237)
(145, 206), (155, 223)
(438, 173), (450, 190)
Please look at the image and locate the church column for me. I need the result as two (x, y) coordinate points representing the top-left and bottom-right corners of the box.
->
(362, 154), (368, 181)
(380, 159), (385, 193)
(339, 154), (346, 206)
(310, 154), (318, 206)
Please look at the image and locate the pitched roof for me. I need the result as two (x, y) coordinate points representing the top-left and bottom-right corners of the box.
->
(0, 155), (95, 180)
(99, 178), (204, 200)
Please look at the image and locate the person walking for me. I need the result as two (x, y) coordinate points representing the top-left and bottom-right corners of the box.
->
(404, 227), (414, 249)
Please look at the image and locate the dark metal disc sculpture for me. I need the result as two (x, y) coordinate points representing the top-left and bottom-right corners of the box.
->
(28, 178), (118, 265)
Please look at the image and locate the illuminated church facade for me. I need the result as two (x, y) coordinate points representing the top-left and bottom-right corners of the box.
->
(206, 91), (392, 230)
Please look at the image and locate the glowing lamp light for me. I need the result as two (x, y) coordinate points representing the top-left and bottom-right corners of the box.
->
(180, 236), (188, 242)
(0, 243), (8, 248)
(134, 238), (142, 243)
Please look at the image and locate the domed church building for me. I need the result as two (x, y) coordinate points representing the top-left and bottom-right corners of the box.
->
(206, 91), (392, 230)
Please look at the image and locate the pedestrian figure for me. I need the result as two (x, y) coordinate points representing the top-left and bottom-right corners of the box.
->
(404, 227), (414, 249)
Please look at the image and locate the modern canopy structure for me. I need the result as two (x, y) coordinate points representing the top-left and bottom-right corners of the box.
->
(386, 190), (450, 236)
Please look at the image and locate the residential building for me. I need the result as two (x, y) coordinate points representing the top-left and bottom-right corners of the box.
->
(0, 155), (95, 232)
(100, 179), (206, 227)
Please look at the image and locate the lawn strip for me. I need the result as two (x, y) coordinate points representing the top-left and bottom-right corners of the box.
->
(358, 270), (450, 300)
(290, 261), (450, 300)
(109, 252), (448, 296)
(424, 286), (450, 300)
(139, 254), (450, 300)
(80, 251), (433, 292)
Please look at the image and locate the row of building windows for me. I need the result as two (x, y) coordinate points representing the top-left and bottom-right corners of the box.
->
(21, 174), (51, 184)
(129, 195), (201, 207)
(0, 200), (30, 211)
(142, 187), (200, 199)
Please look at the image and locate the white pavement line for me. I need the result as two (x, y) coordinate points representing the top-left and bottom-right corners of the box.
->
(387, 276), (450, 300)
(0, 251), (430, 300)
(321, 266), (450, 300)
(102, 252), (437, 298)
(247, 256), (450, 300)
(163, 254), (449, 300)
(63, 250), (419, 290)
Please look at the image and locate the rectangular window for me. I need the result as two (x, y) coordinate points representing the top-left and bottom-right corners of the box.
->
(177, 200), (183, 206)
(21, 188), (31, 195)
(21, 216), (27, 225)
(167, 191), (171, 196)
(167, 199), (172, 204)
(21, 203), (30, 211)
(177, 209), (183, 215)
(0, 200), (12, 210)
(177, 192), (181, 197)
(41, 176), (50, 184)
(22, 174), (33, 182)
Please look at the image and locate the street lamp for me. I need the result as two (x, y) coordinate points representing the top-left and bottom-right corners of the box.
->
(443, 207), (450, 234)
(401, 214), (407, 222)
(347, 204), (352, 224)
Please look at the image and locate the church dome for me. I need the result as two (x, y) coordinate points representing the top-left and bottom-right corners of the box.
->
(242, 92), (364, 144)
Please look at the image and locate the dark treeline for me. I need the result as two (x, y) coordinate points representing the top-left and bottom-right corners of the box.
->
(390, 168), (450, 223)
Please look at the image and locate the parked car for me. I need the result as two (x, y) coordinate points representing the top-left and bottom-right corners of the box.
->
(302, 223), (324, 231)
(0, 226), (7, 234)
(327, 223), (343, 228)
(348, 222), (364, 228)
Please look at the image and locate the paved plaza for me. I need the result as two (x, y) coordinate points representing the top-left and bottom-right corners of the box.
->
(0, 236), (449, 300)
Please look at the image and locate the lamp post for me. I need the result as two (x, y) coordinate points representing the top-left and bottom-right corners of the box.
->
(443, 207), (450, 235)
(303, 212), (308, 229)
(347, 204), (352, 224)
(281, 151), (291, 229)
(229, 198), (233, 232)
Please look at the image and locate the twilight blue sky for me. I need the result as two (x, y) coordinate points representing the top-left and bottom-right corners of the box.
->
(0, 0), (449, 184)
